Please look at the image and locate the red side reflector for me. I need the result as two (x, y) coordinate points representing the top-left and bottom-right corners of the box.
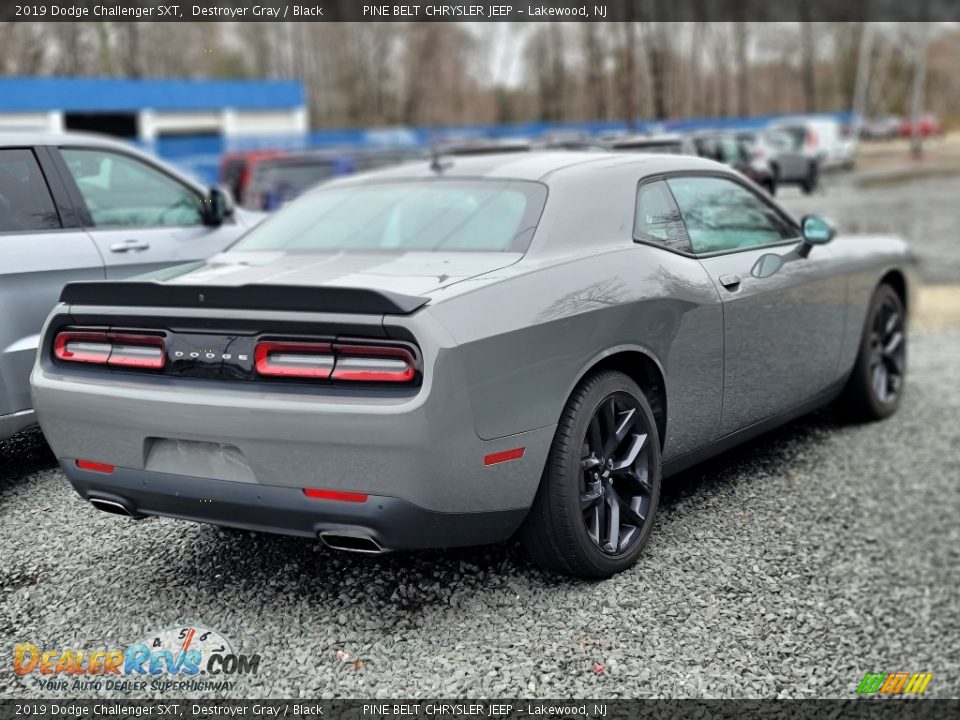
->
(303, 488), (369, 503)
(483, 447), (525, 466)
(76, 459), (115, 474)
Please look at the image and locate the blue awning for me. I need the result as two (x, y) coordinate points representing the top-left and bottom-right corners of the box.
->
(0, 77), (305, 112)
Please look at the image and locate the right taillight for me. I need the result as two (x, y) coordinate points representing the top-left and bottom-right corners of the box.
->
(330, 344), (416, 383)
(254, 341), (417, 384)
(54, 331), (165, 370)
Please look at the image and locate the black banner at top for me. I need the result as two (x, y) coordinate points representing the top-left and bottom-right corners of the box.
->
(1, 0), (959, 22)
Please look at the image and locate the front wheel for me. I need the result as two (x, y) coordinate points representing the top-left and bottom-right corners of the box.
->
(802, 160), (821, 194)
(522, 371), (661, 579)
(841, 284), (907, 421)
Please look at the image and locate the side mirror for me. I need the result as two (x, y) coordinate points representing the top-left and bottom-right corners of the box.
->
(202, 185), (235, 227)
(800, 215), (835, 246)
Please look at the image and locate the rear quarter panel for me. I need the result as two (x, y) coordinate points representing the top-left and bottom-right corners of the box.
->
(424, 244), (724, 461)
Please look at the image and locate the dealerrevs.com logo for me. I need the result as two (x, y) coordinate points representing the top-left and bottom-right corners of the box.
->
(856, 672), (933, 695)
(14, 625), (260, 693)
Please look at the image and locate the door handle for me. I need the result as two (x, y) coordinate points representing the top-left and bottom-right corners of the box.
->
(719, 273), (741, 290)
(109, 239), (151, 253)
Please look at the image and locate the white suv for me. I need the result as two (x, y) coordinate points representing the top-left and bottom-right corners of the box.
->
(0, 132), (263, 441)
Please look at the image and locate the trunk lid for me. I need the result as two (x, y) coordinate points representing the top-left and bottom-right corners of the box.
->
(161, 250), (522, 298)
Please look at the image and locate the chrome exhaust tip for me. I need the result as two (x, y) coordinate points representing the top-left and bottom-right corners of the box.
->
(89, 497), (139, 518)
(319, 531), (385, 554)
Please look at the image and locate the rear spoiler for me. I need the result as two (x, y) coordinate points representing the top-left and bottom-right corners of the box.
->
(59, 282), (429, 316)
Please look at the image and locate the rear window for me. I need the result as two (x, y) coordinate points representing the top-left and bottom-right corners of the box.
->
(231, 180), (548, 253)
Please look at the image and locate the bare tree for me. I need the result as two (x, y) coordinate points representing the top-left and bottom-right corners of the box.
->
(618, 22), (640, 129)
(581, 23), (608, 121)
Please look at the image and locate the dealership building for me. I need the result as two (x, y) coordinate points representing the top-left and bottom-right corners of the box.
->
(0, 76), (308, 180)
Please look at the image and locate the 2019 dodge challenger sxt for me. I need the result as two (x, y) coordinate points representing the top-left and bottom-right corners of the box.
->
(31, 152), (915, 578)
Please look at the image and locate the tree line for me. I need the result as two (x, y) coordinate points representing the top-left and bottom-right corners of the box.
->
(0, 22), (956, 129)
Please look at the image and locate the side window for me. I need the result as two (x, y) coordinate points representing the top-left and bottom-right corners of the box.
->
(634, 180), (690, 253)
(765, 130), (794, 152)
(0, 149), (61, 232)
(60, 148), (204, 228)
(667, 176), (797, 254)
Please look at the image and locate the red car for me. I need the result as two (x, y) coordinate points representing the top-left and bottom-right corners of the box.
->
(900, 114), (942, 138)
(219, 150), (283, 206)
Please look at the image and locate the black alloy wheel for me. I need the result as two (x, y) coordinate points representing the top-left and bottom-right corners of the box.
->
(522, 370), (662, 579)
(868, 293), (906, 406)
(842, 283), (907, 421)
(579, 394), (654, 556)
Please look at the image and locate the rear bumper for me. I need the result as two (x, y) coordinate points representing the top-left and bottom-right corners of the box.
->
(64, 461), (527, 550)
(32, 340), (555, 519)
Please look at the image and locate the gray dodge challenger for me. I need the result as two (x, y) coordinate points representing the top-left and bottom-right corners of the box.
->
(31, 152), (914, 578)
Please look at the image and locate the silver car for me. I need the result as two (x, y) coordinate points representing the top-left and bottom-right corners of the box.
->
(31, 152), (914, 578)
(0, 132), (262, 441)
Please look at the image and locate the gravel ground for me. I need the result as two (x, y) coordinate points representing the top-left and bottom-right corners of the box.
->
(1, 328), (957, 700)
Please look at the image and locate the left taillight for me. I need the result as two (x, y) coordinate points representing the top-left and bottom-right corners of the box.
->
(254, 340), (417, 383)
(54, 331), (166, 370)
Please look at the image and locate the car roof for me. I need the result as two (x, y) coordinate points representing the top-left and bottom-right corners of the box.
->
(0, 130), (139, 150)
(323, 151), (724, 187)
(0, 130), (206, 191)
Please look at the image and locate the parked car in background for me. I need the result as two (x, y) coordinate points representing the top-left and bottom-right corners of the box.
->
(243, 151), (358, 211)
(0, 132), (262, 442)
(438, 139), (534, 156)
(32, 151), (914, 578)
(351, 147), (426, 172)
(606, 134), (697, 155)
(735, 129), (820, 194)
(533, 133), (606, 151)
(900, 114), (942, 138)
(860, 115), (902, 141)
(220, 149), (282, 206)
(692, 132), (777, 195)
(769, 116), (856, 171)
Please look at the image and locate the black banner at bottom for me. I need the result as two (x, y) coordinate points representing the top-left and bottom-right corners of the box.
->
(0, 700), (958, 720)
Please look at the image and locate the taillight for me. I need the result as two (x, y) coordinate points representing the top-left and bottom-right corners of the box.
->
(255, 341), (334, 378)
(806, 128), (819, 149)
(254, 341), (416, 383)
(54, 331), (165, 370)
(330, 344), (416, 383)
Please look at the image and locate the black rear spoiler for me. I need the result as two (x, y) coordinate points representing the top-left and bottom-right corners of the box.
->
(59, 282), (429, 316)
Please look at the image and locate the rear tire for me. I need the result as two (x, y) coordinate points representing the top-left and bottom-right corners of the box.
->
(522, 371), (661, 579)
(801, 161), (819, 194)
(841, 284), (906, 421)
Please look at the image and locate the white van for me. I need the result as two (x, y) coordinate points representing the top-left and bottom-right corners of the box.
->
(769, 116), (857, 170)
